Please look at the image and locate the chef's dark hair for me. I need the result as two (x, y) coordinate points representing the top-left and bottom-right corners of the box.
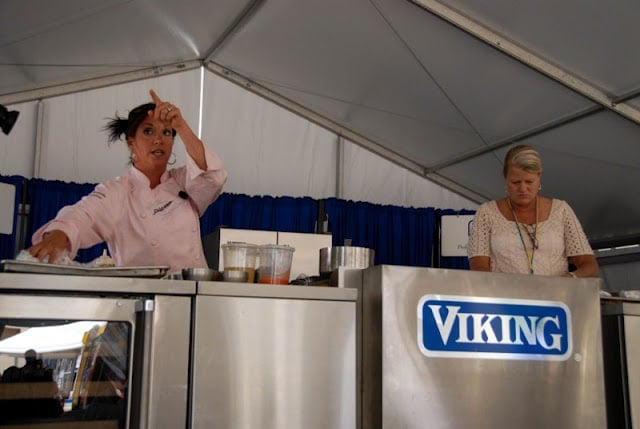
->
(104, 102), (176, 143)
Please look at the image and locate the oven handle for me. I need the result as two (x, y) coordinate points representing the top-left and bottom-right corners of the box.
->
(134, 299), (155, 429)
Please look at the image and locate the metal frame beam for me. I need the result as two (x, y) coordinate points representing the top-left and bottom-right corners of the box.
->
(205, 61), (487, 203)
(426, 105), (602, 171)
(0, 60), (201, 105)
(410, 0), (640, 126)
(203, 0), (266, 62)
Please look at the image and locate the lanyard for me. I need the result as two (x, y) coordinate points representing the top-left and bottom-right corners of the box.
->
(508, 197), (538, 275)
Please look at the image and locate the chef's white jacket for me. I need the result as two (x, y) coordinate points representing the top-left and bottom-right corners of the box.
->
(32, 148), (227, 274)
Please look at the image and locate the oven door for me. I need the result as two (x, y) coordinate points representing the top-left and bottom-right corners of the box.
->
(0, 293), (143, 429)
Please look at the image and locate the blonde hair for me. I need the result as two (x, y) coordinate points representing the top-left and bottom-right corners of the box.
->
(503, 145), (542, 177)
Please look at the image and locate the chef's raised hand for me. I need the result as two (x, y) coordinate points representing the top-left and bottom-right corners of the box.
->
(27, 229), (70, 264)
(149, 89), (186, 131)
(149, 89), (207, 170)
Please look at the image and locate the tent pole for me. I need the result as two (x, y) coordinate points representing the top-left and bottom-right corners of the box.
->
(33, 101), (45, 178)
(336, 136), (344, 199)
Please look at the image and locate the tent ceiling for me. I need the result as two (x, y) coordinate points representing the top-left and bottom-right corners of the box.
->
(0, 321), (106, 357)
(1, 0), (639, 246)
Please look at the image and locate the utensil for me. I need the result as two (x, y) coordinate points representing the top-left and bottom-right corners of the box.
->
(181, 267), (220, 281)
(222, 242), (258, 283)
(222, 270), (249, 283)
(319, 245), (375, 274)
(257, 244), (295, 285)
(0, 259), (169, 278)
(166, 273), (183, 280)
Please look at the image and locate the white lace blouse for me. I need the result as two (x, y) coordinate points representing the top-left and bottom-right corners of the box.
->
(467, 199), (593, 276)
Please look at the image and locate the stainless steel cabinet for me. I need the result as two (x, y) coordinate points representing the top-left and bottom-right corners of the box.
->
(190, 282), (357, 429)
(601, 299), (640, 429)
(0, 273), (194, 429)
(346, 265), (606, 429)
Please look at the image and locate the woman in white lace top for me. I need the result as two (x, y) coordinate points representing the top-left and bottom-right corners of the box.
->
(467, 145), (599, 278)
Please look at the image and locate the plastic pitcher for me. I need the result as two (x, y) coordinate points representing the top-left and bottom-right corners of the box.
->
(258, 244), (295, 285)
(222, 242), (258, 283)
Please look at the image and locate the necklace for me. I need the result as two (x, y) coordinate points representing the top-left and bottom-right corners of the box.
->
(508, 197), (538, 274)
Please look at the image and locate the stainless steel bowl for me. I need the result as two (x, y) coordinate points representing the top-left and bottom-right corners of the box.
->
(181, 267), (220, 281)
(319, 246), (375, 274)
(222, 270), (249, 283)
(166, 273), (184, 280)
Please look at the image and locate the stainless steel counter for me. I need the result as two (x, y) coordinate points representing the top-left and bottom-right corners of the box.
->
(602, 296), (640, 315)
(191, 281), (358, 429)
(0, 272), (193, 428)
(345, 265), (606, 429)
(197, 280), (357, 300)
(1, 269), (617, 429)
(0, 273), (359, 428)
(0, 272), (196, 294)
(601, 297), (640, 429)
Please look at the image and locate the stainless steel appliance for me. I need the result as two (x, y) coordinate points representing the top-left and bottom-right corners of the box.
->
(190, 282), (357, 428)
(0, 273), (193, 428)
(601, 298), (640, 429)
(319, 245), (374, 275)
(343, 265), (606, 429)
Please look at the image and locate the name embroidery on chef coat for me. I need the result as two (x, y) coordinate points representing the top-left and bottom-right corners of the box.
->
(153, 200), (174, 215)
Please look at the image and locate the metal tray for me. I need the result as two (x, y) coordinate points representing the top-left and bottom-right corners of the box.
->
(0, 259), (170, 278)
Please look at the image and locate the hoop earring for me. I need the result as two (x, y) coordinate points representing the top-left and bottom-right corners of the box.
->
(168, 152), (177, 165)
(129, 152), (136, 164)
(539, 184), (542, 191)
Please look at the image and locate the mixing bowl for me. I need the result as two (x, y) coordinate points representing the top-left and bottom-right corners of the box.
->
(319, 246), (375, 275)
(181, 268), (220, 281)
(222, 270), (249, 283)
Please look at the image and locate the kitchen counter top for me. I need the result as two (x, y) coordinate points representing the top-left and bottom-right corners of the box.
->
(197, 280), (357, 301)
(0, 272), (358, 300)
(0, 272), (196, 295)
(601, 296), (640, 316)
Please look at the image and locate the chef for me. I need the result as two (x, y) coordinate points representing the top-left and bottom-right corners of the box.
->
(28, 90), (227, 274)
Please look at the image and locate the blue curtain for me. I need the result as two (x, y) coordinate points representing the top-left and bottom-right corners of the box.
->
(200, 193), (318, 236)
(0, 175), (25, 260)
(436, 208), (476, 270)
(324, 198), (436, 267)
(26, 178), (107, 263)
(19, 178), (468, 271)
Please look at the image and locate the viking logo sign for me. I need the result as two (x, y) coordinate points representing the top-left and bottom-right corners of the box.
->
(417, 295), (572, 361)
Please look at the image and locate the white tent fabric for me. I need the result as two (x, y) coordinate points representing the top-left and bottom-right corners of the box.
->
(37, 71), (202, 182)
(1, 0), (640, 246)
(0, 321), (106, 358)
(1, 69), (474, 210)
(202, 71), (339, 199)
